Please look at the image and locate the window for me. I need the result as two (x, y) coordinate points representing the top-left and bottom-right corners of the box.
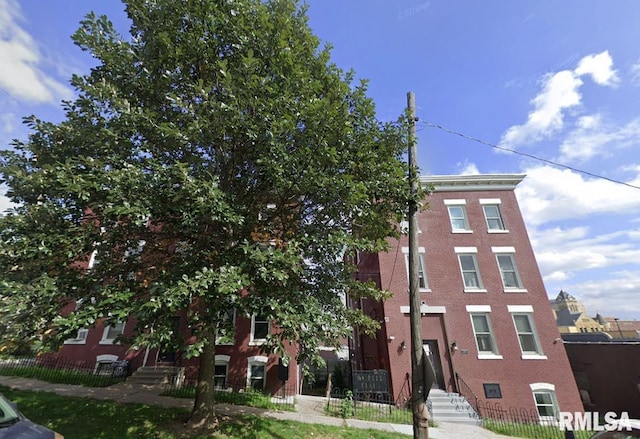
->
(214, 355), (230, 389)
(472, 314), (499, 355)
(402, 247), (429, 291)
(250, 315), (270, 345)
(100, 321), (125, 345)
(480, 199), (507, 232)
(446, 204), (471, 232)
(467, 305), (501, 359)
(247, 356), (267, 390)
(64, 328), (89, 345)
(455, 248), (484, 291)
(445, 199), (471, 232)
(508, 306), (546, 359)
(497, 255), (523, 290)
(216, 309), (236, 345)
(530, 383), (559, 421)
(513, 314), (539, 352)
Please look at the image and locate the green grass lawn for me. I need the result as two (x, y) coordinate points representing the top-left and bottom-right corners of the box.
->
(0, 386), (409, 439)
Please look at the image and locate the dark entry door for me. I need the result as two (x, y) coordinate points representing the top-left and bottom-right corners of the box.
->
(423, 340), (445, 389)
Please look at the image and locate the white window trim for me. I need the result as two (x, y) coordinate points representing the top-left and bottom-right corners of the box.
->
(508, 305), (533, 313)
(215, 355), (231, 389)
(530, 383), (559, 422)
(491, 246), (516, 253)
(94, 354), (119, 374)
(493, 250), (527, 292)
(455, 247), (478, 253)
(64, 328), (89, 345)
(468, 310), (502, 359)
(522, 353), (548, 360)
(530, 382), (555, 392)
(481, 200), (508, 233)
(249, 315), (270, 346)
(247, 355), (268, 390)
(402, 247), (430, 292)
(510, 312), (544, 358)
(456, 249), (485, 292)
(99, 321), (125, 345)
(466, 305), (491, 312)
(445, 200), (472, 233)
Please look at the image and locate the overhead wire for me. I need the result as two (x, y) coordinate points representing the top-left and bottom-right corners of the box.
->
(421, 120), (640, 191)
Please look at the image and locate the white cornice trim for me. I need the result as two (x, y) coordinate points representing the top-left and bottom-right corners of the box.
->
(421, 174), (526, 192)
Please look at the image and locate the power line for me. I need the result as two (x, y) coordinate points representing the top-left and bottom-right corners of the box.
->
(421, 121), (640, 191)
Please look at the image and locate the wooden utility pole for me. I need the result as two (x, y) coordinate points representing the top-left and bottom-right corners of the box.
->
(407, 91), (430, 438)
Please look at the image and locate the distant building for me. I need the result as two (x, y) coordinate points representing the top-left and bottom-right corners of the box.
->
(353, 174), (583, 422)
(550, 290), (610, 334)
(550, 290), (640, 339)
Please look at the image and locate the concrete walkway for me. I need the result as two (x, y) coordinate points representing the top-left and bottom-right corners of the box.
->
(0, 376), (520, 438)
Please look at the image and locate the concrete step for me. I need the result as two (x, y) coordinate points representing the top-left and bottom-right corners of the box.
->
(427, 389), (481, 425)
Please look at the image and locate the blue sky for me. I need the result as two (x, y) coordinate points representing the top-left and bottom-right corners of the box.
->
(1, 0), (640, 318)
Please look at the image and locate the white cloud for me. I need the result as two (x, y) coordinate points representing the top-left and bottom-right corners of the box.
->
(534, 229), (640, 282)
(558, 271), (640, 318)
(499, 51), (619, 149)
(574, 51), (619, 86)
(0, 112), (17, 134)
(0, 0), (73, 104)
(557, 115), (640, 163)
(631, 60), (640, 86)
(457, 161), (480, 175)
(515, 165), (640, 226)
(0, 186), (16, 215)
(499, 70), (582, 148)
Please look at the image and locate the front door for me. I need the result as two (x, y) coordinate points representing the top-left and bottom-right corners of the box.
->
(423, 340), (445, 390)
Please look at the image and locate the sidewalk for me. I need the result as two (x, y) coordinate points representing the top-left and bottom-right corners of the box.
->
(0, 376), (518, 439)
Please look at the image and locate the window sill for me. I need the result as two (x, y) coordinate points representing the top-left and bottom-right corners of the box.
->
(504, 288), (528, 293)
(63, 339), (87, 345)
(98, 340), (120, 345)
(248, 340), (266, 346)
(464, 288), (488, 293)
(478, 354), (503, 360)
(419, 288), (432, 293)
(487, 229), (509, 234)
(521, 354), (547, 360)
(452, 230), (473, 234)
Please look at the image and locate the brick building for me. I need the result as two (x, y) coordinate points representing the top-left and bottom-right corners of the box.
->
(57, 305), (299, 395)
(353, 174), (583, 420)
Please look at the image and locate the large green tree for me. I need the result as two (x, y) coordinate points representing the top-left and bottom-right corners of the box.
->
(0, 0), (410, 428)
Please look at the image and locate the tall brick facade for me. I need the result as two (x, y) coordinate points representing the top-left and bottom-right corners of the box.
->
(354, 174), (583, 419)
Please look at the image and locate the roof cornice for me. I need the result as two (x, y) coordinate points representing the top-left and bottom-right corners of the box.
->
(420, 174), (526, 192)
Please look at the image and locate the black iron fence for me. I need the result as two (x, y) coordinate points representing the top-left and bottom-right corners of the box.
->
(324, 385), (413, 425)
(0, 356), (128, 387)
(162, 375), (296, 412)
(455, 373), (592, 439)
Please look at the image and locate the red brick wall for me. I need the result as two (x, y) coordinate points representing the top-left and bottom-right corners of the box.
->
(360, 181), (583, 415)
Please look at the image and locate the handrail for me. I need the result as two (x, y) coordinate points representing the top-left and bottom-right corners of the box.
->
(455, 372), (481, 417)
(395, 372), (412, 408)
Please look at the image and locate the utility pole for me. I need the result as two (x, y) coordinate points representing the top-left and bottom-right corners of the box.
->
(407, 91), (430, 438)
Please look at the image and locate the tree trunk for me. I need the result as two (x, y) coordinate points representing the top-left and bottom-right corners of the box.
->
(187, 327), (217, 429)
